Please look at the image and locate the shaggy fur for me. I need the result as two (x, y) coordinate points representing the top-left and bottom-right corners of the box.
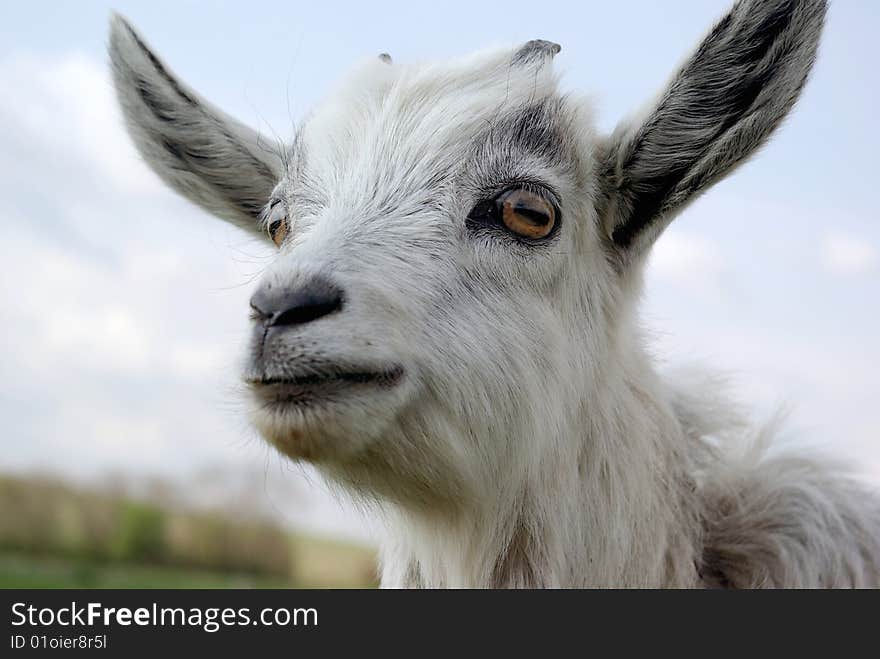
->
(109, 0), (880, 588)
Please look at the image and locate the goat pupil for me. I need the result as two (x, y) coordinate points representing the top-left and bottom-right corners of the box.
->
(514, 204), (549, 226)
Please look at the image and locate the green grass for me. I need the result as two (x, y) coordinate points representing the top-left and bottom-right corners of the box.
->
(0, 473), (379, 588)
(0, 552), (294, 589)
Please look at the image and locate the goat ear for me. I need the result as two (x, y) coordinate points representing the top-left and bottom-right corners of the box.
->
(601, 0), (826, 256)
(108, 14), (282, 235)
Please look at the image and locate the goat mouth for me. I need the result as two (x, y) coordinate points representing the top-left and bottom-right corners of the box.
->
(246, 365), (404, 407)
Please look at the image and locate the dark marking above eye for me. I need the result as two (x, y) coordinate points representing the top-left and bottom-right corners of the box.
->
(470, 99), (570, 173)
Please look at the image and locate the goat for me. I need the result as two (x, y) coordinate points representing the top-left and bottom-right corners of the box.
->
(108, 0), (880, 587)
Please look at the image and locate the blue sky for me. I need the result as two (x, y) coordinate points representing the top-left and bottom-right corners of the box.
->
(0, 1), (877, 540)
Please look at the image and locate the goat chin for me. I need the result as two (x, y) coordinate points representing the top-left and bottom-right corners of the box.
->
(247, 383), (409, 463)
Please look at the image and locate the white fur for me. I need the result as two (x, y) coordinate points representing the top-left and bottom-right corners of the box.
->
(108, 0), (879, 587)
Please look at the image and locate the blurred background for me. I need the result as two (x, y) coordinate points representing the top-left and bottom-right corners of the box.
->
(0, 1), (877, 587)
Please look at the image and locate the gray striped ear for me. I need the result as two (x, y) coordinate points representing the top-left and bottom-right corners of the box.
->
(602, 0), (827, 257)
(108, 14), (282, 236)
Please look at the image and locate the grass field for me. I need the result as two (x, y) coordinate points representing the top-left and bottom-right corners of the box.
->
(0, 552), (294, 589)
(0, 474), (378, 589)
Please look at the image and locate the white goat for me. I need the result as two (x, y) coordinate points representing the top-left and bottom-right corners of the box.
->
(109, 0), (880, 587)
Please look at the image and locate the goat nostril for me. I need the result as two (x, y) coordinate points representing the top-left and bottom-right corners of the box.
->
(250, 278), (345, 328)
(272, 292), (343, 326)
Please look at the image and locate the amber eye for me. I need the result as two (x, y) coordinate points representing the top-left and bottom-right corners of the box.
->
(265, 203), (289, 247)
(496, 188), (556, 239)
(268, 218), (288, 246)
(467, 188), (557, 241)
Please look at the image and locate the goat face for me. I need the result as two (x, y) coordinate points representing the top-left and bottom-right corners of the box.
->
(109, 0), (826, 508)
(241, 50), (606, 490)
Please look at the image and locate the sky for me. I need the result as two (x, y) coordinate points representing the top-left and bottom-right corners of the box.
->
(0, 1), (877, 542)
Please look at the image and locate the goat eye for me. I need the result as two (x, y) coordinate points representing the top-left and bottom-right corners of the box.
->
(266, 204), (289, 247)
(467, 187), (559, 242)
(268, 219), (288, 246)
(495, 189), (556, 239)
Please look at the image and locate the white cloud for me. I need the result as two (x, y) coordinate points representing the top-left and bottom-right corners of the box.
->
(646, 230), (728, 303)
(649, 231), (724, 281)
(821, 231), (878, 275)
(0, 51), (163, 197)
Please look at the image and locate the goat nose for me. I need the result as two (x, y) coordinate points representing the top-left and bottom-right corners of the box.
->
(250, 277), (344, 327)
